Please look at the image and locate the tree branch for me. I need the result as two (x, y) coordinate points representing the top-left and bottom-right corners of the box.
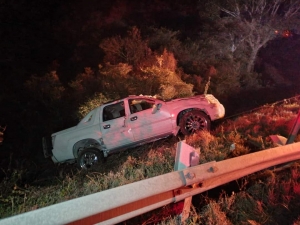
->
(284, 0), (300, 19)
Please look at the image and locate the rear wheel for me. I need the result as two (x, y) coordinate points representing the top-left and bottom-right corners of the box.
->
(179, 110), (210, 135)
(77, 148), (103, 169)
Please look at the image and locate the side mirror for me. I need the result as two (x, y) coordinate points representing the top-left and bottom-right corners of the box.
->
(152, 103), (162, 114)
(157, 103), (162, 110)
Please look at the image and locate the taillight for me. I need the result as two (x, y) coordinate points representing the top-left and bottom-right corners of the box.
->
(52, 135), (56, 146)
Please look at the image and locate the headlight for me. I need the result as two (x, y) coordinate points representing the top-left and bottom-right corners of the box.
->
(205, 94), (219, 104)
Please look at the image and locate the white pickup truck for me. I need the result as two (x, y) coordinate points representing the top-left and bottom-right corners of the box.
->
(43, 94), (225, 169)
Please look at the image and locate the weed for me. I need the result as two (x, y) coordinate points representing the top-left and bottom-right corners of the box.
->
(199, 200), (232, 225)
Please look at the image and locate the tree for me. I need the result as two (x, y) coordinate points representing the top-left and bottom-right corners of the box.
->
(141, 50), (194, 99)
(147, 27), (181, 54)
(99, 63), (134, 97)
(69, 67), (102, 102)
(25, 71), (65, 105)
(23, 72), (67, 154)
(216, 0), (300, 73)
(100, 26), (153, 68)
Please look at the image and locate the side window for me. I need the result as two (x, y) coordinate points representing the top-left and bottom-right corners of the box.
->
(103, 101), (125, 122)
(129, 99), (155, 114)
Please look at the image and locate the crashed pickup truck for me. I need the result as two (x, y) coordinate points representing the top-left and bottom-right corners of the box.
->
(43, 94), (225, 169)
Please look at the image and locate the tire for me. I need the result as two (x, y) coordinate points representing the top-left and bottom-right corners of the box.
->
(179, 110), (211, 135)
(77, 148), (103, 169)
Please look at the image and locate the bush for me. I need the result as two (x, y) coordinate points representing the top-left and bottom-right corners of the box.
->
(77, 93), (111, 119)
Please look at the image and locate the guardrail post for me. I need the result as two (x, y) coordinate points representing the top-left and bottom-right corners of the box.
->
(270, 110), (300, 146)
(286, 110), (300, 144)
(174, 141), (199, 224)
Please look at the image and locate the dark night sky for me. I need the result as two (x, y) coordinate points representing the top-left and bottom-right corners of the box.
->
(0, 0), (201, 84)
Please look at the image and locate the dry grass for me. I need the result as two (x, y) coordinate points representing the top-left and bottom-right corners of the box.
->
(0, 141), (176, 219)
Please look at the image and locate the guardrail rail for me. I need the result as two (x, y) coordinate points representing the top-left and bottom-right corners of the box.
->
(1, 142), (300, 225)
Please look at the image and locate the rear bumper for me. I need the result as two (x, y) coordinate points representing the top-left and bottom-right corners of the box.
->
(42, 137), (53, 158)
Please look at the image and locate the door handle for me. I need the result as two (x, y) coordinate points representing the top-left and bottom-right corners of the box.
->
(103, 124), (110, 129)
(130, 116), (137, 121)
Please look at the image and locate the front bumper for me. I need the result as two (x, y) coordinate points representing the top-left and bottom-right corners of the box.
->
(217, 104), (225, 119)
(42, 137), (53, 158)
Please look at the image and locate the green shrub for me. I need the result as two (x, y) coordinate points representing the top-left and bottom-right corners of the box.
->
(77, 92), (111, 119)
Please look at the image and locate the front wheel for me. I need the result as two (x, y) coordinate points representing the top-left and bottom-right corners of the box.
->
(179, 110), (211, 135)
(77, 148), (103, 169)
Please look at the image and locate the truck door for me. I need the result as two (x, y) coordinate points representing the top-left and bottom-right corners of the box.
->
(127, 98), (173, 141)
(100, 101), (134, 150)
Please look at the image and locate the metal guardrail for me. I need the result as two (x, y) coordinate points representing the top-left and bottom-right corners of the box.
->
(222, 94), (300, 121)
(1, 142), (300, 225)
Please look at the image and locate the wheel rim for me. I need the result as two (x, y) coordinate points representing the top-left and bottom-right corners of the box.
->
(185, 114), (207, 134)
(80, 152), (98, 169)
